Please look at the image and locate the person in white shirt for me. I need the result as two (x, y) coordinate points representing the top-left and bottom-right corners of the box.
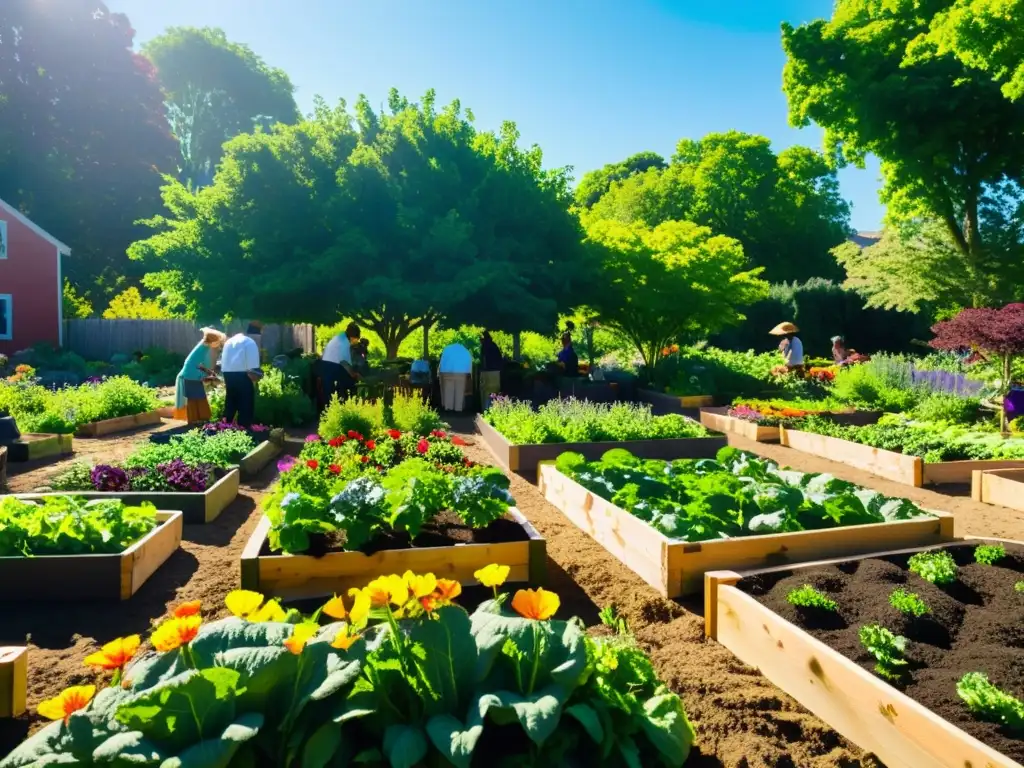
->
(220, 329), (262, 427)
(320, 323), (362, 406)
(438, 342), (472, 411)
(769, 322), (805, 370)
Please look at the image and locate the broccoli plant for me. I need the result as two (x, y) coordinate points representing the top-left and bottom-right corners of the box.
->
(974, 543), (1006, 565)
(908, 550), (958, 585)
(859, 623), (909, 680)
(889, 589), (929, 617)
(957, 673), (1024, 732)
(786, 585), (838, 612)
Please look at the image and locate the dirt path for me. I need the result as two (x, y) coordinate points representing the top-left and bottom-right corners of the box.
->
(2, 420), (1021, 766)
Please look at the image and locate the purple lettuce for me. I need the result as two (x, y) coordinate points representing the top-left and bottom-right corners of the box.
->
(90, 465), (131, 491)
(157, 459), (213, 492)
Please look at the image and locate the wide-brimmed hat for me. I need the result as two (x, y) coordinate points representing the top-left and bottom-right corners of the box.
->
(769, 322), (799, 336)
(200, 327), (227, 345)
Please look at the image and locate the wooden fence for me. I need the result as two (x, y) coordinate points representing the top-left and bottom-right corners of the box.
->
(64, 320), (315, 360)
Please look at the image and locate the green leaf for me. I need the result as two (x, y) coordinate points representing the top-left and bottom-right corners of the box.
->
(382, 724), (427, 768)
(617, 733), (643, 768)
(92, 732), (164, 765)
(123, 651), (186, 693)
(407, 606), (478, 714)
(640, 692), (695, 766)
(188, 618), (294, 667)
(157, 712), (262, 768)
(300, 721), (343, 768)
(425, 712), (484, 768)
(479, 686), (566, 746)
(565, 702), (604, 745)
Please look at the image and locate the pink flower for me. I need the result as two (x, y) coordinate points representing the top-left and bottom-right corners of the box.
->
(305, 434), (321, 443)
(416, 439), (429, 455)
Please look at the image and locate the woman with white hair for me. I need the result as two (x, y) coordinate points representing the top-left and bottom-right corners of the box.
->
(173, 327), (226, 423)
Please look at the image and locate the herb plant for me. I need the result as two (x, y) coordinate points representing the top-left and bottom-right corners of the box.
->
(889, 589), (929, 617)
(0, 497), (158, 556)
(908, 550), (958, 584)
(859, 623), (909, 680)
(957, 673), (1024, 732)
(974, 543), (1006, 565)
(786, 585), (838, 611)
(0, 376), (161, 434)
(1016, 581), (1024, 593)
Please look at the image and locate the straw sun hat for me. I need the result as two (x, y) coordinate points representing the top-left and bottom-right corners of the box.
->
(201, 327), (227, 346)
(769, 322), (800, 336)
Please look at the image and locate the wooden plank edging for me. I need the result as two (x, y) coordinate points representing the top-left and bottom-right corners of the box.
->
(971, 468), (1024, 512)
(699, 407), (780, 442)
(75, 410), (164, 438)
(239, 440), (281, 479)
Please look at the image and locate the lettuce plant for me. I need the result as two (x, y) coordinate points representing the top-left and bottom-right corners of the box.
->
(786, 585), (838, 612)
(974, 543), (1006, 565)
(957, 672), (1024, 732)
(1, 568), (694, 768)
(0, 497), (157, 556)
(859, 623), (909, 681)
(889, 589), (929, 617)
(908, 550), (958, 584)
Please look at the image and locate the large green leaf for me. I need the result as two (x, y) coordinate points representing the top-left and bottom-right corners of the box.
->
(640, 691), (695, 766)
(157, 712), (262, 768)
(300, 721), (343, 768)
(189, 618), (293, 667)
(564, 702), (604, 745)
(123, 651), (186, 693)
(407, 606), (478, 715)
(381, 724), (427, 768)
(216, 645), (295, 714)
(424, 709), (486, 768)
(115, 668), (242, 752)
(91, 732), (165, 766)
(477, 686), (567, 746)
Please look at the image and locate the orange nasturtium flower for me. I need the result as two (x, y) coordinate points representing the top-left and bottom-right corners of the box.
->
(321, 594), (348, 620)
(511, 588), (560, 621)
(474, 564), (510, 589)
(38, 685), (95, 724)
(434, 578), (462, 603)
(151, 615), (202, 653)
(283, 623), (319, 655)
(403, 571), (437, 599)
(173, 600), (202, 618)
(84, 635), (141, 672)
(330, 625), (362, 651)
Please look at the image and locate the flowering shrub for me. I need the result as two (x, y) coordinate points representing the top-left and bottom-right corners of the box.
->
(5, 569), (694, 767)
(319, 391), (446, 440)
(728, 401), (812, 426)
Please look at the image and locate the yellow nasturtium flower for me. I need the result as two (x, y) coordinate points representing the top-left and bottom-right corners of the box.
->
(321, 594), (348, 620)
(474, 564), (510, 589)
(403, 571), (437, 599)
(330, 625), (362, 651)
(151, 616), (202, 652)
(38, 685), (95, 724)
(283, 622), (319, 655)
(361, 574), (408, 608)
(348, 589), (371, 627)
(511, 588), (560, 621)
(83, 635), (141, 672)
(249, 599), (286, 623)
(225, 590), (265, 619)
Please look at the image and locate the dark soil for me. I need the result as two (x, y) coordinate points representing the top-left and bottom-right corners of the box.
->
(269, 511), (531, 558)
(742, 542), (1024, 763)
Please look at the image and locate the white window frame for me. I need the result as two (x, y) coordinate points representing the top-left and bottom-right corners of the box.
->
(0, 219), (7, 259)
(0, 294), (10, 341)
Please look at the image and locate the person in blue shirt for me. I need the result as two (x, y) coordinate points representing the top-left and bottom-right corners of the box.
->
(556, 333), (579, 377)
(173, 328), (225, 423)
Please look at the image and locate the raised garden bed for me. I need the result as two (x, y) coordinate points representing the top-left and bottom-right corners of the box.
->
(0, 646), (26, 718)
(781, 427), (1024, 487)
(3, 433), (73, 463)
(638, 389), (713, 413)
(19, 469), (239, 525)
(240, 508), (545, 601)
(476, 413), (727, 473)
(148, 424), (282, 478)
(538, 462), (955, 597)
(704, 539), (1024, 768)
(700, 406), (781, 442)
(74, 409), (164, 438)
(0, 510), (182, 601)
(972, 468), (1024, 513)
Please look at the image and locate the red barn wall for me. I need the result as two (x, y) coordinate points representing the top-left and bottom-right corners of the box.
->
(0, 210), (61, 356)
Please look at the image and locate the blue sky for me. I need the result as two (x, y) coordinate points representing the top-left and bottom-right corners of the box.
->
(112, 0), (884, 232)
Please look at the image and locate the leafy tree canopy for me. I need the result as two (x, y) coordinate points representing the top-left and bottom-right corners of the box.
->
(0, 0), (179, 299)
(782, 0), (1024, 306)
(573, 151), (667, 208)
(129, 90), (590, 356)
(581, 132), (851, 283)
(143, 27), (300, 187)
(582, 217), (769, 374)
(102, 287), (175, 320)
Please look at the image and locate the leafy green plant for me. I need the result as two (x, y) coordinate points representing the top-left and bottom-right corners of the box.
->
(0, 376), (161, 434)
(50, 462), (95, 492)
(908, 550), (958, 584)
(1016, 581), (1024, 593)
(319, 392), (446, 440)
(125, 429), (255, 470)
(0, 497), (158, 556)
(974, 543), (1006, 565)
(786, 585), (838, 612)
(556, 446), (932, 543)
(859, 623), (910, 680)
(957, 672), (1024, 732)
(889, 589), (929, 617)
(599, 604), (630, 635)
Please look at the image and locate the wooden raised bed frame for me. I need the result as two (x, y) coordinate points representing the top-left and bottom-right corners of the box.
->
(239, 440), (281, 478)
(638, 389), (713, 413)
(475, 414), (727, 474)
(18, 468), (239, 525)
(972, 468), (1024, 512)
(240, 509), (546, 601)
(0, 511), (182, 601)
(0, 646), (27, 718)
(700, 407), (780, 442)
(781, 427), (1024, 487)
(704, 539), (1021, 768)
(4, 433), (74, 463)
(538, 462), (955, 597)
(75, 410), (164, 438)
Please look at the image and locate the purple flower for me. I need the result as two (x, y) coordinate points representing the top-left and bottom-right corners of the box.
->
(728, 405), (765, 423)
(304, 434), (321, 443)
(277, 455), (297, 473)
(91, 465), (131, 491)
(250, 424), (268, 432)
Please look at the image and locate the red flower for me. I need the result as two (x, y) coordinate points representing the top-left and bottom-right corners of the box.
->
(328, 437), (345, 448)
(416, 439), (429, 454)
(360, 455), (370, 464)
(347, 431), (364, 441)
(431, 430), (447, 439)
(306, 460), (319, 470)
(387, 429), (401, 440)
(451, 436), (467, 446)
(365, 440), (376, 451)
(329, 464), (342, 475)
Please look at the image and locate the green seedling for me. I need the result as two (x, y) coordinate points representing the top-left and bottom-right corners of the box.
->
(908, 550), (957, 585)
(889, 589), (929, 617)
(957, 672), (1024, 733)
(974, 543), (1006, 565)
(859, 623), (909, 680)
(786, 584), (838, 612)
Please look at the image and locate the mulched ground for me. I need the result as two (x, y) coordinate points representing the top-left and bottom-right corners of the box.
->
(742, 543), (1024, 763)
(3, 417), (1024, 766)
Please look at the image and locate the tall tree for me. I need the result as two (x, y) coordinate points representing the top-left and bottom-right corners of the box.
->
(130, 91), (590, 356)
(143, 27), (299, 187)
(782, 0), (1024, 307)
(0, 0), (179, 298)
(583, 132), (851, 283)
(583, 217), (769, 374)
(574, 151), (667, 208)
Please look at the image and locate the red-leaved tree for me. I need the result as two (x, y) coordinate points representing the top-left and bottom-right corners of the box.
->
(930, 303), (1024, 431)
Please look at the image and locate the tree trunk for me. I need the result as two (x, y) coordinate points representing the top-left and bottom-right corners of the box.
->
(422, 325), (429, 360)
(1001, 353), (1011, 434)
(512, 331), (521, 361)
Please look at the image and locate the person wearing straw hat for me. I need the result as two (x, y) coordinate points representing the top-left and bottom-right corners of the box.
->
(831, 335), (849, 365)
(173, 327), (226, 423)
(769, 322), (804, 371)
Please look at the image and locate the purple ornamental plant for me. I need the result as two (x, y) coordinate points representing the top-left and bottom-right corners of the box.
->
(90, 465), (131, 492)
(157, 459), (213, 492)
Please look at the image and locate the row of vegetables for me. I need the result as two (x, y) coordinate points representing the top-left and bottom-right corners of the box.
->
(3, 397), (1021, 766)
